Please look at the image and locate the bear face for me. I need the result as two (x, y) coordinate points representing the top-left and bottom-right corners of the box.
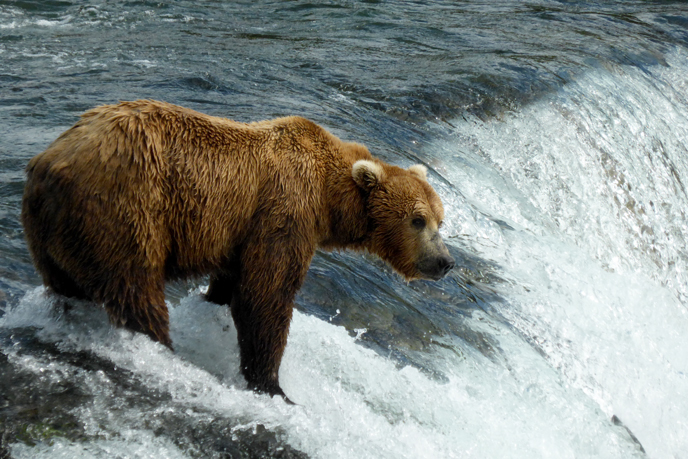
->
(352, 160), (455, 281)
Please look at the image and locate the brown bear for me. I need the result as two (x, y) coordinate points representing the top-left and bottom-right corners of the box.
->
(21, 100), (454, 400)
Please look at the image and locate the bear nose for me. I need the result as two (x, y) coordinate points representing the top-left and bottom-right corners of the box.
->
(438, 256), (455, 276)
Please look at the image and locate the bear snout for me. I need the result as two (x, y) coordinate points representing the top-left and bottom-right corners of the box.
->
(417, 253), (455, 280)
(438, 255), (455, 277)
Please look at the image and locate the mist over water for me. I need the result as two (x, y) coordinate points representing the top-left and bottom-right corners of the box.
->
(1, 1), (688, 458)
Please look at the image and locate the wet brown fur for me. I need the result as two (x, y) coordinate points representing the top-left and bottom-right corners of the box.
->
(21, 100), (448, 398)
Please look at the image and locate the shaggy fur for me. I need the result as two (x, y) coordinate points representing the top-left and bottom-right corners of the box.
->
(21, 100), (454, 399)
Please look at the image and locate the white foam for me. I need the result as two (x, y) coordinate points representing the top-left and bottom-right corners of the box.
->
(1, 289), (643, 458)
(431, 48), (688, 458)
(0, 15), (73, 30)
(10, 432), (188, 459)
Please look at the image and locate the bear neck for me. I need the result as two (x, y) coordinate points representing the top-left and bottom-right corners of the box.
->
(320, 158), (372, 252)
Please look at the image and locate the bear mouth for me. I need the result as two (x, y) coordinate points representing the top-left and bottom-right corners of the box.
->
(418, 271), (448, 281)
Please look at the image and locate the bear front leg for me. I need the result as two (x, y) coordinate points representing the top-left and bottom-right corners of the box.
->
(231, 294), (294, 399)
(232, 234), (314, 401)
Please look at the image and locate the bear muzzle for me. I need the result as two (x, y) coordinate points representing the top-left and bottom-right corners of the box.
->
(415, 232), (455, 280)
(417, 254), (455, 280)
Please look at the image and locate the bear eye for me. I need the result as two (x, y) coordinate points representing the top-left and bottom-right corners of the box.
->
(411, 217), (426, 230)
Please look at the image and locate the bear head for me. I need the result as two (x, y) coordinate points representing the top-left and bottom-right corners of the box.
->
(352, 159), (455, 281)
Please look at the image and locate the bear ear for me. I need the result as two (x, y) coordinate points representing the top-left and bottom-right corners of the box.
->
(408, 164), (428, 181)
(352, 160), (384, 191)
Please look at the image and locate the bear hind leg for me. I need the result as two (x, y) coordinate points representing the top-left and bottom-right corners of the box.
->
(36, 253), (90, 301)
(206, 261), (240, 306)
(103, 273), (172, 349)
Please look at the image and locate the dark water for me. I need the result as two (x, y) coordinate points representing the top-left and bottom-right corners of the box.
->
(2, 1), (688, 458)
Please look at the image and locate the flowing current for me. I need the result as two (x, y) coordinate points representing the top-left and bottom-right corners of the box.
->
(1, 2), (687, 458)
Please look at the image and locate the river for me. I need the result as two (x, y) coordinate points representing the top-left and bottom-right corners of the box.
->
(1, 1), (687, 458)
